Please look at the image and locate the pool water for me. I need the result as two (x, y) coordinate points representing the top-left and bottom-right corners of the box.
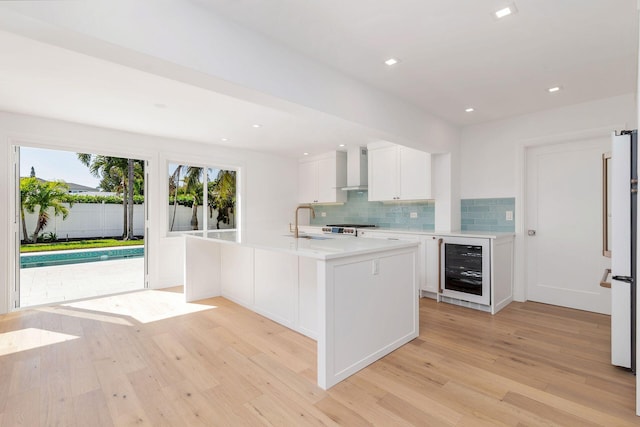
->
(21, 246), (145, 268)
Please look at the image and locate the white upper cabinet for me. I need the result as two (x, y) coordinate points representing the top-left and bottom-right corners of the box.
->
(368, 142), (432, 202)
(298, 151), (347, 204)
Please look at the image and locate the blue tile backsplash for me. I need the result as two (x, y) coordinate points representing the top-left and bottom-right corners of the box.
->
(461, 198), (515, 232)
(308, 192), (515, 233)
(309, 191), (436, 231)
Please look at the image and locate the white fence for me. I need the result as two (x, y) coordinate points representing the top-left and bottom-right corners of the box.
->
(167, 205), (236, 232)
(21, 203), (234, 240)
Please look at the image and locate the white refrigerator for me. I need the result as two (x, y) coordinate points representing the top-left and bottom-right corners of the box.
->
(611, 129), (637, 372)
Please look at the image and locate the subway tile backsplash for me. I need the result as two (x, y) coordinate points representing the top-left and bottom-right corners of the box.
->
(461, 197), (515, 232)
(308, 192), (515, 233)
(309, 191), (435, 231)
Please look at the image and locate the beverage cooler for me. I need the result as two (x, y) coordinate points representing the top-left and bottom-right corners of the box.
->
(440, 236), (491, 305)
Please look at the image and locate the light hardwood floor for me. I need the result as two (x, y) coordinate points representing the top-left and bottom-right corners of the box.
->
(0, 288), (636, 426)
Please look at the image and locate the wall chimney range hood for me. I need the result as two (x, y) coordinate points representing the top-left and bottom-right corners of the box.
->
(341, 146), (368, 191)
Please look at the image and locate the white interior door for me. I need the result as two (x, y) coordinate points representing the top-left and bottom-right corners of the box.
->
(526, 137), (611, 313)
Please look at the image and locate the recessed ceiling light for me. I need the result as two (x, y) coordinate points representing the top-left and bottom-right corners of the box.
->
(495, 7), (512, 18)
(252, 124), (262, 128)
(303, 152), (309, 156)
(339, 144), (345, 147)
(494, 3), (517, 19)
(384, 58), (400, 66)
(548, 86), (561, 93)
(465, 107), (475, 113)
(221, 138), (229, 142)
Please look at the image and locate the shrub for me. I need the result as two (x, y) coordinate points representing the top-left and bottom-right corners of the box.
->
(61, 194), (144, 204)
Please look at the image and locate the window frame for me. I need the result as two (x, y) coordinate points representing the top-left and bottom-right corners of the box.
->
(166, 159), (240, 237)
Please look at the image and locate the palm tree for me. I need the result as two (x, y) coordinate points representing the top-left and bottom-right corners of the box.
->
(183, 167), (204, 230)
(19, 177), (38, 242)
(169, 165), (205, 231)
(23, 179), (72, 242)
(168, 165), (182, 232)
(127, 159), (135, 239)
(209, 170), (236, 229)
(77, 154), (143, 239)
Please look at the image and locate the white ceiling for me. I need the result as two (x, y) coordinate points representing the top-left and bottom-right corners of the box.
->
(0, 30), (376, 157)
(194, 0), (638, 125)
(0, 1), (637, 157)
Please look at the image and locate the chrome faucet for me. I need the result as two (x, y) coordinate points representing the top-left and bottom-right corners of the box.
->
(294, 205), (315, 238)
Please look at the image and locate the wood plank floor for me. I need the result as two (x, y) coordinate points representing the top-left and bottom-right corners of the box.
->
(0, 288), (637, 426)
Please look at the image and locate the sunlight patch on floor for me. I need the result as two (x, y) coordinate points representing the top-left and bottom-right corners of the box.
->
(63, 289), (216, 324)
(0, 327), (79, 356)
(37, 306), (134, 326)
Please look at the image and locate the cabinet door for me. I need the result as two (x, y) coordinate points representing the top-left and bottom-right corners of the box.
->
(423, 236), (441, 293)
(298, 257), (317, 337)
(399, 147), (431, 200)
(298, 160), (318, 203)
(368, 146), (398, 201)
(254, 249), (297, 327)
(317, 156), (337, 203)
(221, 244), (254, 306)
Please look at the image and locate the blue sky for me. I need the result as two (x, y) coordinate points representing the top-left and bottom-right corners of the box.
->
(20, 147), (101, 188)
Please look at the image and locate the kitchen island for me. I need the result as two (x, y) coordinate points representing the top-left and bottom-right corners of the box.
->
(183, 230), (420, 389)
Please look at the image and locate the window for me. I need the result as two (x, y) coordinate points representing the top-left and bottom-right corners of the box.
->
(168, 163), (237, 233)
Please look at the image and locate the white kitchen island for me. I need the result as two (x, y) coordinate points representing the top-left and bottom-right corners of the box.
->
(182, 230), (420, 389)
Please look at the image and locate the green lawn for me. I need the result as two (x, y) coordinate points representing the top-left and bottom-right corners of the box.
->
(20, 239), (144, 253)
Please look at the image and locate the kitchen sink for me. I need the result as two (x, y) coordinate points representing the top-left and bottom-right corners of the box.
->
(284, 234), (332, 240)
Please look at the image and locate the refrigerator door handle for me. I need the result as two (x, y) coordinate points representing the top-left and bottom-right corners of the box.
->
(612, 275), (634, 283)
(600, 268), (612, 288)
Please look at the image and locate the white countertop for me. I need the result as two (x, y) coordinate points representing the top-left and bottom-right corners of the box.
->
(366, 228), (515, 240)
(185, 229), (419, 260)
(300, 226), (514, 240)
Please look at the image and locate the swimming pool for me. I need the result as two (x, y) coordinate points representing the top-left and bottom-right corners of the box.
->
(20, 246), (145, 269)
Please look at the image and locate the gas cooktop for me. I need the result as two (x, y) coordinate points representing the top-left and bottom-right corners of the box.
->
(322, 224), (377, 236)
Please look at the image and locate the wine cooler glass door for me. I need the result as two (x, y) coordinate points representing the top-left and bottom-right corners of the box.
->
(441, 237), (490, 305)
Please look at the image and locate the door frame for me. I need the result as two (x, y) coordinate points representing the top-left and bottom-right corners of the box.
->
(7, 136), (152, 310)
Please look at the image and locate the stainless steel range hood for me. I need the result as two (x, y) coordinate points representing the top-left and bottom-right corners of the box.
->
(341, 146), (368, 191)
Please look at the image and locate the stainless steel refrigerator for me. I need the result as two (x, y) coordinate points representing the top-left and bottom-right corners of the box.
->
(611, 129), (637, 373)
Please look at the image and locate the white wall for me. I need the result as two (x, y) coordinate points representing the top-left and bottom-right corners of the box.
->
(460, 93), (637, 199)
(0, 111), (298, 314)
(460, 93), (637, 302)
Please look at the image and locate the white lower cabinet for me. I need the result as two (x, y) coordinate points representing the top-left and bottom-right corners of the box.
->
(298, 257), (318, 338)
(218, 245), (318, 339)
(254, 249), (298, 328)
(358, 230), (426, 293)
(184, 235), (420, 390)
(220, 244), (254, 307)
(358, 230), (514, 313)
(423, 236), (441, 295)
(490, 237), (515, 314)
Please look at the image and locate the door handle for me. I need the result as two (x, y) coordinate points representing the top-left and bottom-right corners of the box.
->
(612, 275), (634, 284)
(527, 230), (536, 236)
